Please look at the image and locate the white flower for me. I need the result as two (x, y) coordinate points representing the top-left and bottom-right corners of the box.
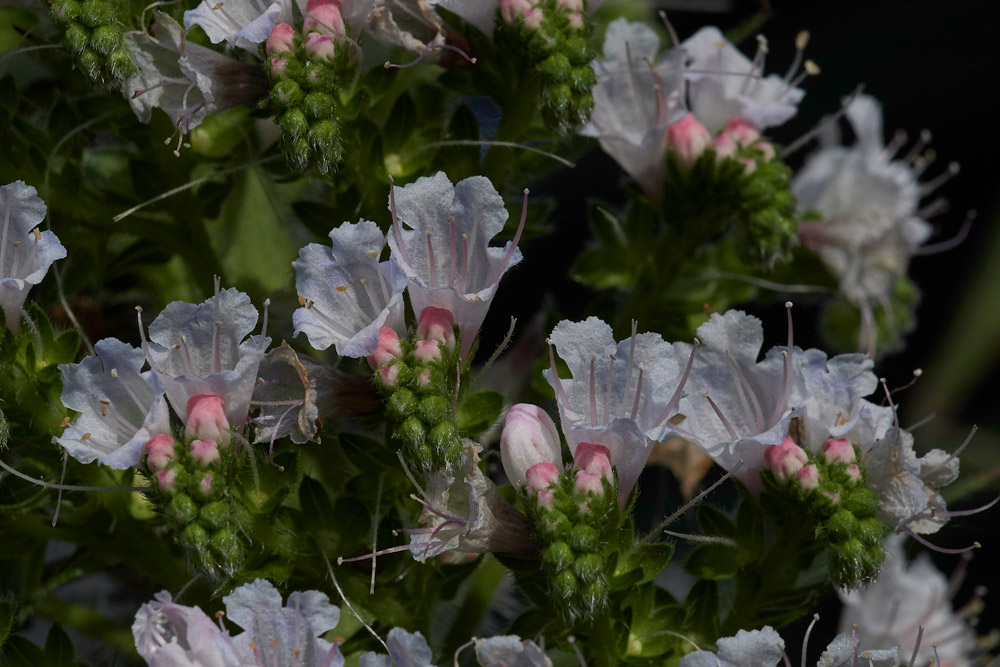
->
(387, 172), (525, 358)
(474, 635), (552, 667)
(144, 284), (270, 438)
(543, 317), (687, 506)
(0, 181), (66, 331)
(55, 338), (171, 469)
(679, 626), (785, 667)
(132, 579), (344, 667)
(360, 627), (433, 667)
(124, 13), (267, 142)
(184, 0), (298, 52)
(293, 219), (407, 358)
(839, 535), (978, 667)
(682, 26), (806, 134)
(580, 18), (687, 199)
(816, 633), (898, 667)
(663, 310), (893, 491)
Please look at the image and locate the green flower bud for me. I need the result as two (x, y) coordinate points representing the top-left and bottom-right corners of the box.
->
(79, 0), (113, 27)
(542, 541), (574, 572)
(581, 578), (608, 611)
(572, 553), (603, 582)
(386, 387), (417, 420)
(553, 569), (578, 599)
(843, 487), (879, 518)
(562, 36), (591, 65)
(309, 119), (340, 152)
(210, 527), (242, 563)
(77, 49), (102, 78)
(289, 136), (311, 170)
(303, 91), (335, 120)
(859, 541), (884, 581)
(412, 444), (434, 468)
(89, 25), (122, 55)
(199, 501), (230, 530)
(65, 24), (90, 54)
(539, 53), (571, 83)
(180, 522), (209, 550)
(279, 108), (308, 139)
(857, 516), (887, 544)
(570, 525), (599, 552)
(272, 79), (303, 107)
(427, 421), (459, 457)
(397, 415), (426, 450)
(107, 47), (135, 78)
(826, 508), (858, 544)
(542, 83), (572, 114)
(417, 395), (451, 425)
(51, 0), (82, 22)
(167, 493), (198, 524)
(570, 65), (596, 92)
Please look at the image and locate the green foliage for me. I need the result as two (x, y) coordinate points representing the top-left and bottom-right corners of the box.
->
(820, 277), (921, 357)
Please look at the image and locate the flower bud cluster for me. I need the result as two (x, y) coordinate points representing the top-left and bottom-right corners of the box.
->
(142, 394), (244, 579)
(498, 0), (597, 133)
(369, 308), (463, 473)
(519, 442), (620, 620)
(262, 4), (351, 175)
(48, 0), (136, 83)
(762, 436), (885, 588)
(667, 115), (776, 173)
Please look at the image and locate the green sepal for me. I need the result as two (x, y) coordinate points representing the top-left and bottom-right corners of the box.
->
(611, 542), (674, 587)
(454, 390), (504, 437)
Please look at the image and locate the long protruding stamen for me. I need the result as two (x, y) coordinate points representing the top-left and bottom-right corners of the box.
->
(299, 298), (357, 338)
(459, 234), (471, 294)
(880, 378), (900, 428)
(916, 210), (976, 256)
(656, 9), (679, 48)
(726, 352), (764, 432)
(259, 298), (270, 353)
(801, 613), (819, 667)
(603, 356), (614, 425)
(135, 306), (155, 367)
(0, 196), (12, 274)
(920, 162), (961, 197)
(210, 2), (243, 28)
(781, 85), (864, 158)
(909, 495), (1000, 522)
(643, 56), (669, 126)
(883, 129), (908, 161)
(783, 30), (809, 83)
(904, 129), (933, 163)
(426, 230), (437, 287)
(780, 60), (819, 97)
(548, 342), (570, 409)
(916, 197), (949, 220)
(318, 642), (342, 667)
(768, 302), (794, 428)
(630, 367), (644, 422)
(359, 278), (381, 316)
(388, 177), (412, 267)
(448, 218), (457, 288)
(902, 527), (980, 555)
(942, 424), (978, 466)
(621, 320), (638, 418)
(0, 458), (147, 491)
(487, 188), (529, 287)
(652, 338), (699, 430)
(704, 393), (739, 440)
(589, 355), (598, 427)
(384, 42), (476, 69)
(740, 35), (768, 95)
(337, 540), (444, 563)
(409, 493), (466, 524)
(567, 636), (587, 667)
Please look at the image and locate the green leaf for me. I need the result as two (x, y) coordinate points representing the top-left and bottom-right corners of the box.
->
(44, 624), (75, 667)
(696, 503), (736, 539)
(454, 390), (504, 437)
(298, 476), (335, 529)
(0, 600), (14, 648)
(612, 542), (674, 588)
(684, 543), (739, 581)
(683, 579), (720, 642)
(0, 636), (46, 666)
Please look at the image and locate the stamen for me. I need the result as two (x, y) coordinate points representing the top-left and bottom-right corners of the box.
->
(604, 355), (614, 425)
(268, 401), (301, 469)
(384, 42), (476, 69)
(726, 352), (764, 433)
(487, 188), (529, 287)
(652, 338), (699, 431)
(943, 424), (978, 466)
(801, 613), (819, 667)
(916, 210), (976, 255)
(782, 59), (819, 94)
(180, 335), (196, 376)
(338, 540), (446, 563)
(783, 30), (809, 83)
(740, 35), (769, 95)
(902, 527), (980, 554)
(780, 650), (792, 667)
(567, 636), (587, 667)
(213, 321), (222, 374)
(0, 197), (11, 274)
(879, 378), (899, 428)
(781, 84), (865, 158)
(768, 302), (794, 428)
(210, 2), (243, 29)
(426, 230), (437, 287)
(630, 366), (644, 422)
(459, 234), (471, 294)
(0, 458), (148, 492)
(548, 342), (570, 409)
(656, 9), (679, 48)
(260, 297), (270, 345)
(388, 176), (412, 267)
(904, 129), (933, 163)
(409, 493), (466, 524)
(589, 355), (598, 427)
(322, 551), (389, 653)
(916, 197), (949, 219)
(883, 129), (908, 161)
(51, 451), (69, 527)
(932, 644), (942, 667)
(359, 277), (381, 317)
(318, 641), (342, 667)
(621, 320), (638, 419)
(662, 530), (736, 548)
(704, 393), (739, 440)
(302, 299), (358, 338)
(448, 219), (457, 288)
(909, 494), (1000, 521)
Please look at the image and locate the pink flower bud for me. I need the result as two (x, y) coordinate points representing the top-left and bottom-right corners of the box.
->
(822, 438), (855, 464)
(574, 470), (604, 497)
(198, 473), (215, 495)
(536, 488), (555, 509)
(795, 464), (820, 491)
(526, 461), (560, 494)
(763, 436), (808, 485)
(719, 118), (761, 145)
(379, 363), (401, 387)
(522, 7), (544, 30)
(557, 0), (582, 10)
(367, 327), (403, 369)
(266, 23), (296, 56)
(185, 395), (230, 444)
(822, 490), (840, 504)
(845, 464), (861, 484)
(270, 56), (288, 78)
(567, 11), (582, 29)
(144, 433), (176, 471)
(305, 0), (341, 11)
(739, 158), (757, 174)
(155, 468), (178, 492)
(416, 307), (456, 350)
(190, 439), (221, 466)
(500, 404), (563, 489)
(709, 132), (737, 159)
(417, 369), (432, 388)
(666, 113), (711, 169)
(413, 339), (442, 363)
(574, 442), (612, 481)
(499, 0), (533, 25)
(304, 31), (336, 60)
(303, 3), (345, 38)
(756, 141), (775, 160)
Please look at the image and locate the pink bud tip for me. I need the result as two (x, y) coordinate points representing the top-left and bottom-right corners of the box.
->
(270, 56), (288, 78)
(413, 339), (442, 363)
(574, 442), (612, 481)
(303, 3), (345, 38)
(417, 369), (432, 388)
(763, 436), (808, 484)
(666, 113), (712, 169)
(795, 464), (820, 491)
(305, 31), (336, 59)
(499, 0), (533, 25)
(526, 461), (560, 494)
(822, 490), (840, 503)
(379, 363), (401, 387)
(265, 23), (296, 56)
(522, 7), (544, 29)
(367, 327), (403, 370)
(557, 0), (582, 10)
(739, 158), (757, 175)
(199, 473), (214, 495)
(757, 141), (776, 161)
(719, 118), (761, 145)
(305, 0), (341, 12)
(144, 433), (176, 471)
(709, 132), (737, 159)
(574, 469), (605, 497)
(536, 488), (555, 509)
(501, 404), (563, 489)
(416, 307), (456, 350)
(567, 11), (583, 29)
(155, 468), (178, 492)
(845, 464), (861, 483)
(185, 394), (230, 444)
(821, 438), (855, 464)
(190, 439), (221, 466)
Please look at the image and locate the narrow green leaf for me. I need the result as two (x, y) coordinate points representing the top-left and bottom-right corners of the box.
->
(44, 624), (75, 667)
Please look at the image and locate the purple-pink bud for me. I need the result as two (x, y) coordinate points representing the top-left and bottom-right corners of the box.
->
(795, 464), (820, 491)
(499, 0), (533, 25)
(666, 113), (711, 169)
(266, 23), (296, 56)
(270, 56), (288, 78)
(145, 433), (176, 471)
(709, 132), (737, 159)
(367, 327), (403, 369)
(379, 363), (401, 387)
(522, 7), (544, 29)
(845, 464), (861, 484)
(756, 141), (776, 160)
(821, 438), (855, 464)
(526, 461), (560, 494)
(185, 394), (230, 444)
(417, 369), (432, 388)
(190, 439), (221, 466)
(739, 158), (757, 174)
(536, 488), (555, 509)
(557, 0), (582, 10)
(500, 404), (563, 489)
(413, 339), (442, 363)
(574, 442), (612, 481)
(305, 32), (335, 60)
(567, 11), (583, 29)
(155, 468), (178, 493)
(719, 118), (761, 145)
(574, 470), (604, 497)
(198, 473), (215, 495)
(763, 436), (808, 485)
(416, 307), (456, 350)
(303, 3), (345, 38)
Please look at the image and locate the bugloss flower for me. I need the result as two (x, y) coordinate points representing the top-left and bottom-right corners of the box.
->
(543, 317), (690, 506)
(581, 18), (687, 198)
(360, 627), (433, 667)
(387, 172), (527, 357)
(360, 628), (552, 667)
(663, 310), (893, 492)
(144, 285), (271, 441)
(500, 403), (564, 490)
(124, 13), (266, 148)
(293, 219), (407, 358)
(184, 0), (300, 51)
(132, 579), (344, 666)
(838, 535), (977, 667)
(0, 181), (66, 331)
(682, 26), (808, 134)
(55, 338), (171, 469)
